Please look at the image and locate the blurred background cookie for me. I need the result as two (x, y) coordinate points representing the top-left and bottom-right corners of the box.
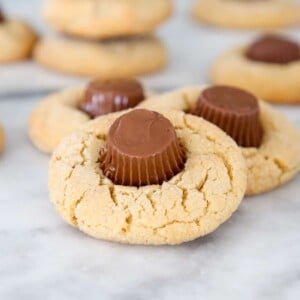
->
(191, 0), (300, 29)
(34, 35), (167, 77)
(0, 7), (37, 63)
(34, 0), (172, 77)
(43, 0), (173, 39)
(211, 34), (300, 104)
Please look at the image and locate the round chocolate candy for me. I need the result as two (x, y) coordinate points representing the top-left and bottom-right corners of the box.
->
(80, 78), (145, 118)
(192, 86), (263, 148)
(100, 109), (186, 186)
(246, 35), (300, 64)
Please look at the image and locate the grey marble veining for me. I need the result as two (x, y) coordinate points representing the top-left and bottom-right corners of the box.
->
(0, 0), (300, 299)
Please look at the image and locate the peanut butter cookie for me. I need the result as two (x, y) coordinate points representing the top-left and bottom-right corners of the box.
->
(0, 11), (37, 63)
(34, 35), (167, 77)
(49, 109), (247, 245)
(192, 0), (300, 29)
(211, 35), (300, 104)
(29, 79), (153, 153)
(139, 86), (300, 195)
(43, 0), (173, 39)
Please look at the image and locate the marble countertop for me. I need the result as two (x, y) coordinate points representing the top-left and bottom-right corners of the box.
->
(0, 1), (300, 299)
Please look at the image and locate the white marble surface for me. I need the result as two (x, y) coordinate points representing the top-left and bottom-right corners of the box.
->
(0, 1), (300, 300)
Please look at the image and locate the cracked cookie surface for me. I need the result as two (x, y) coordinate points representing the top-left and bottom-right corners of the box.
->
(49, 110), (247, 245)
(211, 47), (300, 104)
(191, 0), (300, 29)
(0, 19), (37, 63)
(34, 35), (167, 77)
(139, 87), (300, 195)
(29, 87), (153, 153)
(43, 0), (172, 39)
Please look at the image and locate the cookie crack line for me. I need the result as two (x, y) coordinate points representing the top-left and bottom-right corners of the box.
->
(175, 180), (207, 215)
(54, 135), (92, 222)
(145, 191), (157, 211)
(72, 191), (87, 225)
(61, 166), (75, 212)
(108, 185), (118, 207)
(271, 157), (297, 185)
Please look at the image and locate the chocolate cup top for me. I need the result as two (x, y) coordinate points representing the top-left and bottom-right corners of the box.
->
(80, 78), (145, 118)
(192, 86), (263, 148)
(100, 109), (186, 186)
(245, 35), (300, 64)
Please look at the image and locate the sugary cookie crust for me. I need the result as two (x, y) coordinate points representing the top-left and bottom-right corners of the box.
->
(0, 19), (37, 63)
(49, 110), (247, 245)
(34, 35), (167, 77)
(139, 87), (300, 195)
(211, 47), (300, 104)
(191, 0), (300, 29)
(43, 0), (173, 39)
(29, 87), (154, 154)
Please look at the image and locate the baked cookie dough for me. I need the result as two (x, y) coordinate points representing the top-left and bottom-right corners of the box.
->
(0, 15), (37, 63)
(139, 86), (300, 195)
(34, 35), (167, 77)
(211, 35), (300, 104)
(43, 0), (173, 39)
(0, 123), (4, 153)
(29, 79), (153, 153)
(191, 0), (300, 29)
(49, 109), (247, 245)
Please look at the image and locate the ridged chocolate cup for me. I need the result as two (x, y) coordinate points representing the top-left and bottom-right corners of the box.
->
(100, 109), (186, 186)
(246, 35), (300, 64)
(80, 78), (145, 118)
(192, 86), (263, 148)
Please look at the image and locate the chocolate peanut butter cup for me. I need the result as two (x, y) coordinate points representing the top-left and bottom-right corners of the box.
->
(80, 78), (145, 118)
(192, 86), (263, 148)
(246, 35), (300, 64)
(100, 109), (186, 186)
